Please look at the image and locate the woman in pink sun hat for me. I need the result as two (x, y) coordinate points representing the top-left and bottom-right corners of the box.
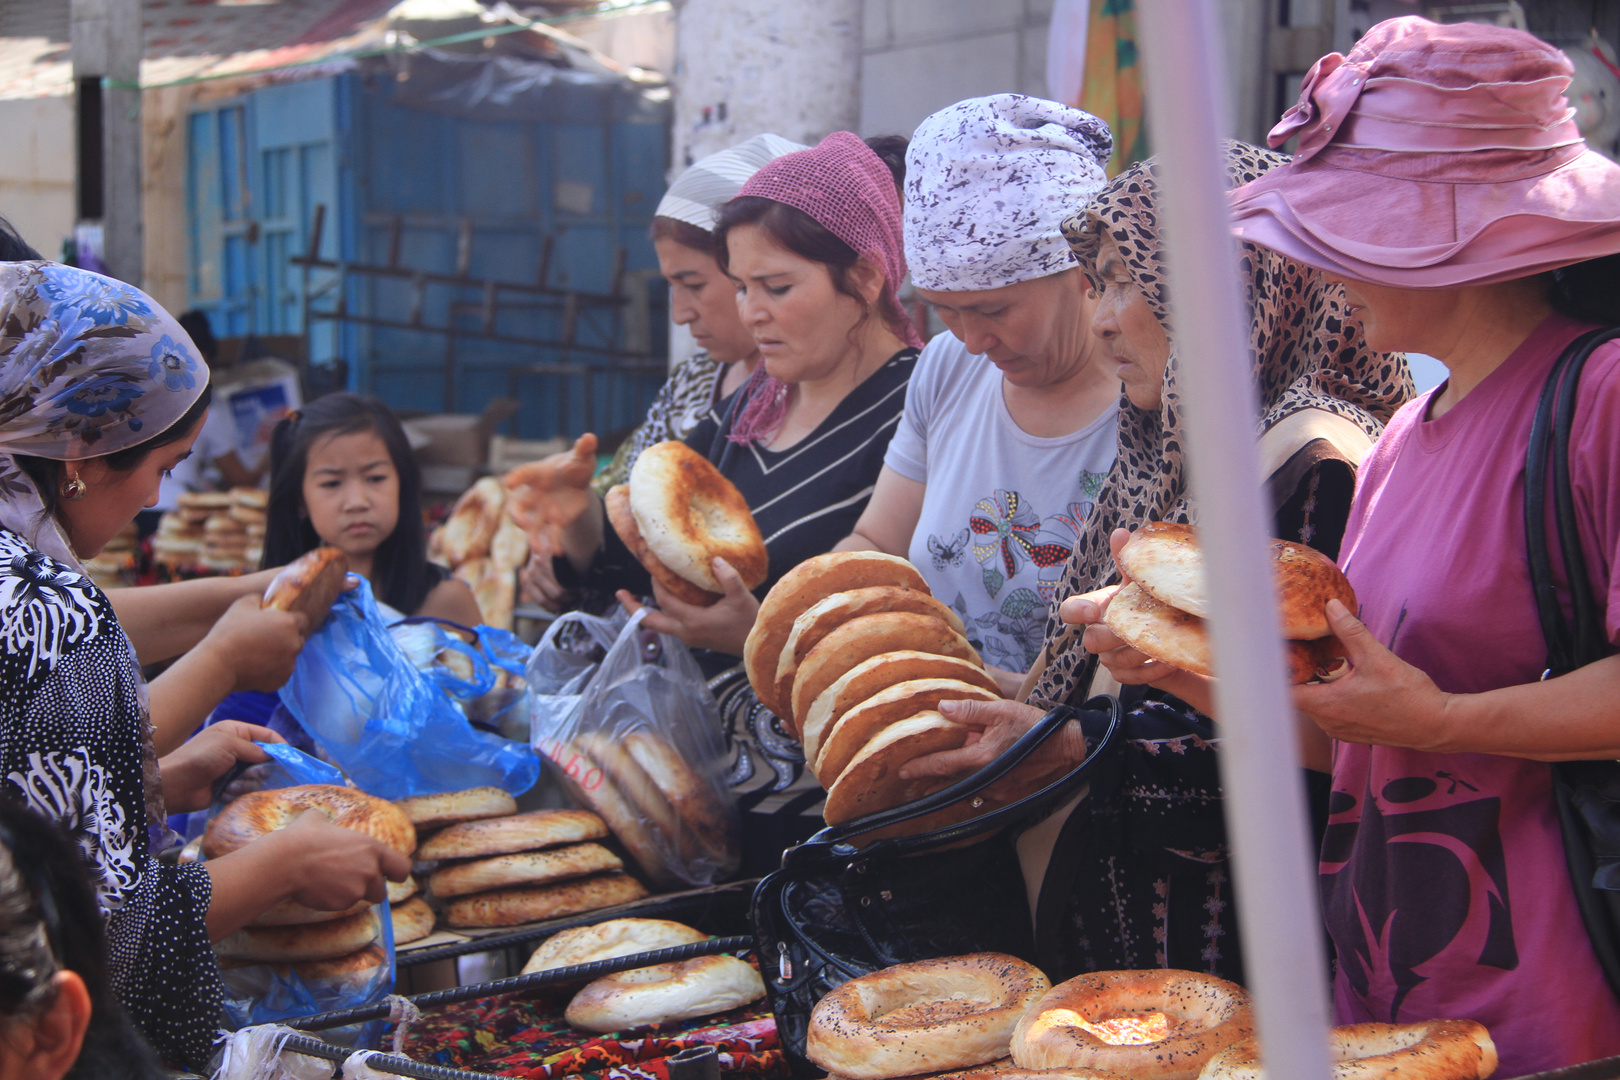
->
(1225, 15), (1620, 1072)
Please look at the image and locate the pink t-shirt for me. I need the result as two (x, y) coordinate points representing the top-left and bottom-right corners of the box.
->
(1329, 313), (1620, 1074)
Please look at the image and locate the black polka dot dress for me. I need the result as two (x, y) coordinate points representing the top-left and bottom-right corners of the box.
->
(0, 529), (222, 1070)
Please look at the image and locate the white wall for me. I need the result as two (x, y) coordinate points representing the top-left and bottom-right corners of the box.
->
(859, 0), (1054, 138)
(0, 95), (74, 259)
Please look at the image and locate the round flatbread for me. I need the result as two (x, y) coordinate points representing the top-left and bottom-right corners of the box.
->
(428, 842), (624, 899)
(774, 587), (965, 731)
(215, 907), (381, 963)
(790, 614), (981, 732)
(814, 678), (1002, 787)
(394, 787), (517, 831)
(822, 712), (970, 826)
(800, 651), (1002, 767)
(1117, 521), (1355, 640)
(443, 872), (649, 929)
(391, 897), (436, 945)
(522, 917), (709, 975)
(744, 552), (930, 720)
(416, 809), (608, 861)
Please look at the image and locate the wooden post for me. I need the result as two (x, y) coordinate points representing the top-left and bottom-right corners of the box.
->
(70, 0), (143, 285)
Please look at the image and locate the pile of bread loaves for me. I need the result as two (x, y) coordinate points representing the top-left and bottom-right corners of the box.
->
(1101, 522), (1353, 684)
(206, 786), (423, 981)
(153, 487), (267, 573)
(400, 788), (648, 930)
(428, 475), (532, 629)
(540, 729), (735, 888)
(806, 955), (1498, 1080)
(83, 521), (138, 588)
(744, 552), (1005, 832)
(520, 917), (765, 1034)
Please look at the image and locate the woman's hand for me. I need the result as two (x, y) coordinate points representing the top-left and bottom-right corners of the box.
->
(269, 811), (414, 912)
(201, 594), (310, 692)
(617, 558), (761, 656)
(898, 698), (1088, 788)
(1293, 599), (1455, 751)
(158, 721), (281, 813)
(519, 545), (574, 612)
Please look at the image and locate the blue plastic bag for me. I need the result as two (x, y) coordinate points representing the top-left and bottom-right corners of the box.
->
(279, 578), (538, 801)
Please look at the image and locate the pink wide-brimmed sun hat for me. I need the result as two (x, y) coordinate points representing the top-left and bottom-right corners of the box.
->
(1228, 16), (1620, 288)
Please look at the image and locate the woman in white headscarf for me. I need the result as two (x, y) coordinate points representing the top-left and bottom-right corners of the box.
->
(838, 94), (1120, 691)
(515, 134), (807, 611)
(0, 263), (411, 1070)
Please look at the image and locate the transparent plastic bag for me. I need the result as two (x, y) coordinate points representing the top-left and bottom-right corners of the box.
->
(279, 578), (539, 801)
(389, 618), (534, 741)
(529, 608), (740, 886)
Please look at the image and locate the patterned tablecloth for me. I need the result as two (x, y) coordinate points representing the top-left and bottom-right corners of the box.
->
(403, 989), (788, 1080)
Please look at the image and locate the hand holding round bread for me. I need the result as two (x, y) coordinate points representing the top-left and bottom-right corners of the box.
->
(1093, 523), (1351, 686)
(262, 546), (350, 630)
(605, 441), (767, 606)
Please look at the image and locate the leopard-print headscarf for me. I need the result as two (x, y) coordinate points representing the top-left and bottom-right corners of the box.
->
(1028, 142), (1415, 708)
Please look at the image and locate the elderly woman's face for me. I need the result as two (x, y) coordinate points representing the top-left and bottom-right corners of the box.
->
(1090, 236), (1172, 409)
(915, 268), (1100, 389)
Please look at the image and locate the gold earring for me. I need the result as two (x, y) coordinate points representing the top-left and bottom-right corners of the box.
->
(61, 476), (87, 501)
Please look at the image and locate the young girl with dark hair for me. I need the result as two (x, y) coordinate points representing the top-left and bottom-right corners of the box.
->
(262, 393), (480, 623)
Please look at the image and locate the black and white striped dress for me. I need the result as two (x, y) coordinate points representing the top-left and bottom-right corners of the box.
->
(589, 349), (917, 866)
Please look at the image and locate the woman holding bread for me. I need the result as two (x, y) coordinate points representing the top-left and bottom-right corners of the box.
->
(837, 94), (1121, 692)
(1216, 19), (1620, 1071)
(526, 133), (924, 870)
(0, 263), (411, 1070)
(902, 145), (1410, 983)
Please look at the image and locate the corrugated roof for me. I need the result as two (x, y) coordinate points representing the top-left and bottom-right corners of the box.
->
(0, 0), (396, 100)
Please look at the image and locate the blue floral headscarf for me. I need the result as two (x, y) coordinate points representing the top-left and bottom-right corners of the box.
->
(0, 261), (209, 567)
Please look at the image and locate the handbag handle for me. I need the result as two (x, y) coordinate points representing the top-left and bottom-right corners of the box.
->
(781, 697), (1122, 867)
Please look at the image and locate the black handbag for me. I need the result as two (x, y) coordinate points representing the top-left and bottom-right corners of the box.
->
(1524, 325), (1620, 1000)
(750, 697), (1123, 1074)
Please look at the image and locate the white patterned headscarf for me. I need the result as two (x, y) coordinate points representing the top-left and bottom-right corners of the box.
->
(0, 261), (209, 570)
(904, 94), (1113, 291)
(657, 133), (808, 233)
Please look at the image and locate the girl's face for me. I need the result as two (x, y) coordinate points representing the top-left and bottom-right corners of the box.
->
(59, 418), (202, 558)
(654, 236), (758, 365)
(1090, 236), (1173, 409)
(301, 429), (399, 565)
(725, 222), (878, 386)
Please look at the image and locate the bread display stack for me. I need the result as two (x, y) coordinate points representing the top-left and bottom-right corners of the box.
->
(152, 487), (267, 574)
(521, 917), (765, 1034)
(1101, 522), (1353, 684)
(84, 522), (138, 588)
(399, 788), (649, 930)
(427, 476), (530, 629)
(205, 785), (417, 978)
(745, 552), (1003, 832)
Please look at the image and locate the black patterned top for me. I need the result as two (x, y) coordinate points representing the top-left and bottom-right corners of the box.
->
(0, 529), (220, 1070)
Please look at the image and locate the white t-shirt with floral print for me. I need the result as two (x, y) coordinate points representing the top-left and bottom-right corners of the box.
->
(884, 334), (1117, 673)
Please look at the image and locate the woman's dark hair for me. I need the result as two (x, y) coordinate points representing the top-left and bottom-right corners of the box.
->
(649, 215), (719, 257)
(0, 797), (165, 1080)
(14, 385), (213, 521)
(262, 392), (436, 615)
(0, 216), (42, 262)
(713, 136), (912, 346)
(175, 310), (218, 365)
(862, 134), (909, 190)
(1548, 253), (1620, 326)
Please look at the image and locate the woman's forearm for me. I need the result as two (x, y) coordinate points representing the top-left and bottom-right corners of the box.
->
(148, 644), (236, 755)
(563, 492), (606, 573)
(202, 842), (297, 939)
(1436, 655), (1620, 760)
(107, 570), (278, 664)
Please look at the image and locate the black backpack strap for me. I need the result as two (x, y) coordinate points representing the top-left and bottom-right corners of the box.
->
(1525, 327), (1620, 676)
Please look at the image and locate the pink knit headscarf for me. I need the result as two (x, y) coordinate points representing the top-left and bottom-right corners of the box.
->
(726, 131), (922, 445)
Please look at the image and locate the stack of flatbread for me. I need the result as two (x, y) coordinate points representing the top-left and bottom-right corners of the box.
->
(152, 487), (267, 574)
(84, 522), (138, 588)
(400, 788), (647, 930)
(427, 476), (530, 629)
(1101, 522), (1352, 684)
(744, 552), (1005, 834)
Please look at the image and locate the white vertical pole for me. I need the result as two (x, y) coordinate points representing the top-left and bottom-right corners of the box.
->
(1136, 3), (1333, 1077)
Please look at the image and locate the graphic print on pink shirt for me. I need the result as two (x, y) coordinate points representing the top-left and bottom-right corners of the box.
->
(1324, 313), (1620, 1074)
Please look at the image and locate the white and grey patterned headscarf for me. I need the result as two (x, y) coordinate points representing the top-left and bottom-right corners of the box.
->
(657, 133), (808, 233)
(904, 94), (1113, 291)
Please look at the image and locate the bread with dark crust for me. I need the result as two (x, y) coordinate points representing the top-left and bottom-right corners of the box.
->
(262, 546), (349, 629)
